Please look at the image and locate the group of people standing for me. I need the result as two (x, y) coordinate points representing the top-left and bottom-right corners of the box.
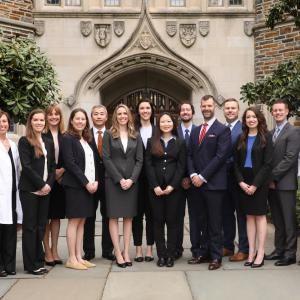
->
(0, 95), (299, 276)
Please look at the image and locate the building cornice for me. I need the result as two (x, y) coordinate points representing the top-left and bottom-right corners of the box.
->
(0, 17), (35, 30)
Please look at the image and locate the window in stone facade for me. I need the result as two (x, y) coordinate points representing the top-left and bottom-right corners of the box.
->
(170, 0), (185, 7)
(229, 0), (243, 5)
(208, 0), (224, 6)
(46, 0), (61, 4)
(65, 0), (81, 5)
(104, 0), (120, 6)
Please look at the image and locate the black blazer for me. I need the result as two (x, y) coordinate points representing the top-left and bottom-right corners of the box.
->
(18, 136), (56, 192)
(61, 133), (98, 189)
(44, 131), (64, 169)
(234, 133), (273, 188)
(145, 137), (186, 190)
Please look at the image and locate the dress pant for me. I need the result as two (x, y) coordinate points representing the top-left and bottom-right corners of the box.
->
(150, 189), (180, 258)
(20, 191), (49, 272)
(83, 189), (113, 256)
(222, 166), (248, 253)
(132, 177), (154, 246)
(268, 189), (297, 258)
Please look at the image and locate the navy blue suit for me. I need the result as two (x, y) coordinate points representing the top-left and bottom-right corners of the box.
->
(222, 121), (248, 254)
(187, 119), (231, 261)
(176, 124), (196, 256)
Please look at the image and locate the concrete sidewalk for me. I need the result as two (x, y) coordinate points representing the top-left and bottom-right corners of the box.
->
(1, 215), (300, 300)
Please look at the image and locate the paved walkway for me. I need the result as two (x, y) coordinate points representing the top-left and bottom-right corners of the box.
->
(1, 214), (300, 300)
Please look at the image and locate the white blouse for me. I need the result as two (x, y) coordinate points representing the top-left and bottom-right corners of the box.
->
(40, 140), (48, 182)
(140, 126), (152, 148)
(120, 136), (128, 152)
(80, 140), (95, 183)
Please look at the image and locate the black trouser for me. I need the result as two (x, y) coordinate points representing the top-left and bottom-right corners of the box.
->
(20, 191), (49, 272)
(176, 188), (188, 255)
(150, 189), (180, 259)
(268, 189), (297, 258)
(132, 178), (154, 246)
(83, 191), (113, 256)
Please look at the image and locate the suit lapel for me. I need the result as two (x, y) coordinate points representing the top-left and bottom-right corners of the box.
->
(273, 122), (289, 145)
(198, 120), (217, 149)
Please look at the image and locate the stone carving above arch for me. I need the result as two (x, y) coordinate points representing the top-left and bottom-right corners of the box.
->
(94, 24), (111, 48)
(179, 24), (197, 48)
(134, 28), (156, 50)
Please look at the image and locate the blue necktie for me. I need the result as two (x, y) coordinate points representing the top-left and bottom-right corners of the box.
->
(184, 129), (190, 146)
(273, 127), (280, 143)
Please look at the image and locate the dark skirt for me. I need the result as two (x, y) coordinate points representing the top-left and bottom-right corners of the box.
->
(48, 181), (65, 219)
(239, 167), (268, 216)
(65, 187), (94, 219)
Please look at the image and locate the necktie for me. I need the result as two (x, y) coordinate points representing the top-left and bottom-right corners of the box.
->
(227, 123), (232, 130)
(199, 123), (208, 144)
(272, 127), (280, 143)
(184, 129), (190, 146)
(98, 130), (103, 158)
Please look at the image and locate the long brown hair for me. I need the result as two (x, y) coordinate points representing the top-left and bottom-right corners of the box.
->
(66, 108), (92, 142)
(237, 107), (268, 150)
(151, 112), (178, 157)
(25, 109), (46, 158)
(45, 104), (65, 133)
(110, 104), (136, 139)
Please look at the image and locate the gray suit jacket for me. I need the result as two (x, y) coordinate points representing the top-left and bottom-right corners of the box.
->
(102, 130), (143, 184)
(271, 122), (300, 190)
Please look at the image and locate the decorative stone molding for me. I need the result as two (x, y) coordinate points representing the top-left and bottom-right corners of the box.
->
(35, 20), (45, 37)
(179, 24), (196, 48)
(80, 21), (92, 37)
(94, 24), (111, 48)
(113, 21), (125, 37)
(199, 21), (209, 37)
(64, 95), (75, 107)
(166, 21), (177, 37)
(217, 95), (225, 106)
(134, 29), (156, 50)
(244, 21), (254, 37)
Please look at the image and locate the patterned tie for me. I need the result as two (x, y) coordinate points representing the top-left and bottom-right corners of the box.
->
(272, 127), (280, 143)
(184, 129), (190, 147)
(199, 123), (208, 144)
(97, 130), (103, 158)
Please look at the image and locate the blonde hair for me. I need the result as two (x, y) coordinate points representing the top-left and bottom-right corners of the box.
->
(110, 104), (136, 139)
(45, 104), (65, 133)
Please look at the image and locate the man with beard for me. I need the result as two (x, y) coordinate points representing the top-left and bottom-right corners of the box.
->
(176, 103), (196, 260)
(187, 95), (231, 270)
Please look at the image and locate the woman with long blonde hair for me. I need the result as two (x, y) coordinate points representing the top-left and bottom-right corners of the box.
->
(43, 105), (66, 266)
(103, 104), (143, 268)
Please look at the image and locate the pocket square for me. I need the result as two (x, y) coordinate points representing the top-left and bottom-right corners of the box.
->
(208, 134), (216, 137)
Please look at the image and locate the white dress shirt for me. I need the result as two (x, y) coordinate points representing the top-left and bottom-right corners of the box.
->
(80, 140), (95, 183)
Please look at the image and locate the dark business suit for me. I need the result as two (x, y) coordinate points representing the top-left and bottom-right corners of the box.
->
(222, 120), (248, 253)
(176, 124), (196, 257)
(145, 137), (186, 258)
(132, 125), (155, 247)
(187, 119), (231, 261)
(268, 122), (300, 259)
(18, 136), (55, 272)
(83, 128), (113, 258)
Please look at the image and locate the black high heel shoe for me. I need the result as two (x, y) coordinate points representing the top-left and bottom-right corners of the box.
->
(244, 252), (257, 267)
(116, 259), (127, 268)
(251, 257), (264, 268)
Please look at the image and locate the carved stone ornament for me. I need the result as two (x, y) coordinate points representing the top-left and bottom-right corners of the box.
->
(166, 21), (177, 37)
(35, 20), (45, 37)
(244, 21), (254, 37)
(64, 95), (75, 107)
(94, 24), (111, 48)
(199, 21), (209, 37)
(80, 21), (92, 37)
(113, 21), (125, 37)
(136, 30), (156, 50)
(179, 24), (196, 48)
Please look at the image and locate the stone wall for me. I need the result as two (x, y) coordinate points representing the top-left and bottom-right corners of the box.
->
(254, 0), (300, 80)
(0, 0), (34, 40)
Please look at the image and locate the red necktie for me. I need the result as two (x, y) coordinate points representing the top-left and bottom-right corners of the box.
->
(199, 123), (208, 144)
(98, 130), (103, 158)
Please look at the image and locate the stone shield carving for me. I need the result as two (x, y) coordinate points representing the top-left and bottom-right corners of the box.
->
(166, 21), (177, 37)
(139, 31), (155, 50)
(35, 20), (45, 37)
(80, 21), (92, 37)
(244, 21), (254, 37)
(199, 21), (209, 37)
(94, 24), (111, 48)
(113, 21), (125, 37)
(179, 24), (196, 48)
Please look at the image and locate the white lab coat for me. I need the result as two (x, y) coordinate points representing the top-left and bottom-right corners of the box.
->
(0, 139), (22, 224)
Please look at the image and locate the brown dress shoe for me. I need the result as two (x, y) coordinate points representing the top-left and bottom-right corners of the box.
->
(229, 252), (248, 262)
(223, 248), (234, 257)
(208, 260), (222, 270)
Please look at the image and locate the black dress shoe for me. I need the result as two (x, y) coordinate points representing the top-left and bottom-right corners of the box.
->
(54, 260), (63, 265)
(157, 258), (166, 267)
(27, 269), (45, 276)
(0, 270), (8, 277)
(134, 256), (144, 262)
(5, 271), (16, 275)
(274, 257), (296, 266)
(83, 253), (95, 261)
(188, 256), (210, 265)
(102, 253), (116, 261)
(265, 250), (284, 261)
(208, 259), (222, 270)
(45, 261), (56, 267)
(166, 257), (174, 267)
(174, 252), (183, 260)
(39, 268), (49, 274)
(144, 256), (154, 262)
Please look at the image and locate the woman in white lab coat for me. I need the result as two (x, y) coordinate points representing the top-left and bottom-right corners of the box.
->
(0, 110), (22, 277)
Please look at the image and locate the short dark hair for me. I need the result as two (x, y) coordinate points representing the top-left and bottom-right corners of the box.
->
(272, 99), (289, 110)
(201, 95), (216, 102)
(0, 109), (11, 127)
(179, 102), (195, 115)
